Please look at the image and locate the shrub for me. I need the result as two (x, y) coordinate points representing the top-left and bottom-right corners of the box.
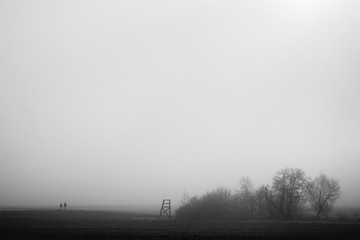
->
(176, 187), (234, 220)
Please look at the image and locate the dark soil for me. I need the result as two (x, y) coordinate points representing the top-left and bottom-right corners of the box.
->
(1, 210), (359, 239)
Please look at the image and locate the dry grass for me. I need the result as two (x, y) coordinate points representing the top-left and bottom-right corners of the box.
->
(1, 210), (360, 239)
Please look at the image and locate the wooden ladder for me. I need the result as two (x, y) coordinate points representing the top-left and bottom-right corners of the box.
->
(159, 199), (171, 220)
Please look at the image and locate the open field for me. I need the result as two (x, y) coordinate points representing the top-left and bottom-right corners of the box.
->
(1, 210), (360, 239)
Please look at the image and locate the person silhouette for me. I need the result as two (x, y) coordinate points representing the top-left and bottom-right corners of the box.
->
(60, 203), (63, 210)
(64, 202), (67, 210)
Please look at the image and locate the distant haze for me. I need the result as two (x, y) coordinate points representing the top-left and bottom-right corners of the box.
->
(1, 0), (360, 208)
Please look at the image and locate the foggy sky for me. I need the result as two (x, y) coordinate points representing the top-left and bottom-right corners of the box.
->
(1, 0), (360, 207)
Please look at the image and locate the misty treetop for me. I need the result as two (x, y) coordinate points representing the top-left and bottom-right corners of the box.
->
(176, 168), (341, 220)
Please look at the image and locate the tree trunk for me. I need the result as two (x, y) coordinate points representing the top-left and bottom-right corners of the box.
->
(316, 210), (321, 219)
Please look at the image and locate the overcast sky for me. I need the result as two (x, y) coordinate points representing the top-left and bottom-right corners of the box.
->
(1, 0), (360, 208)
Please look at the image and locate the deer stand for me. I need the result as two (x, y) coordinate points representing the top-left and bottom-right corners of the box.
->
(159, 199), (171, 220)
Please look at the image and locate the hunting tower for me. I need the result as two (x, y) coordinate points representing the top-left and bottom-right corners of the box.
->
(159, 199), (171, 220)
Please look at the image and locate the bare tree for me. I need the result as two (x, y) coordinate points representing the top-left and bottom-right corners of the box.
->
(234, 176), (256, 218)
(305, 173), (341, 219)
(253, 185), (277, 219)
(264, 168), (307, 219)
(180, 189), (191, 205)
(236, 176), (254, 199)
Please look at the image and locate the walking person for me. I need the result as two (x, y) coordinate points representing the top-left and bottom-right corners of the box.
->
(64, 202), (67, 210)
(60, 203), (63, 210)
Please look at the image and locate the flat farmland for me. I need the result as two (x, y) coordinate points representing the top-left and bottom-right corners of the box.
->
(1, 210), (359, 239)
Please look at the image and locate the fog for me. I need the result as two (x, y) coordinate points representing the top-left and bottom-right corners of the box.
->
(1, 0), (360, 209)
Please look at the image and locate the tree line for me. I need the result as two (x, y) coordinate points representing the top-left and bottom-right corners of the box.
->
(176, 168), (341, 220)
